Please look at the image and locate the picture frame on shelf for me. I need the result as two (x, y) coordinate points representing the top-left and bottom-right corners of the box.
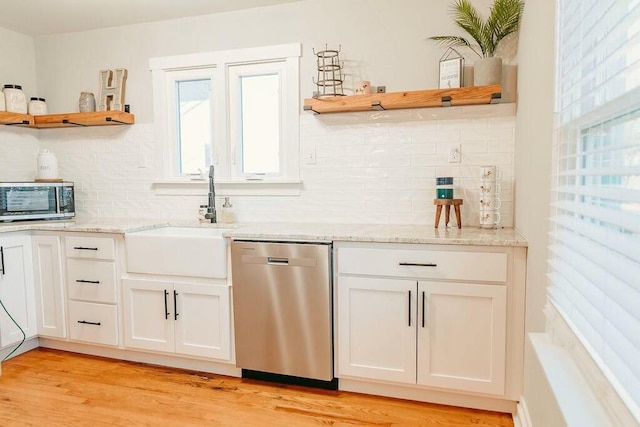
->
(438, 48), (464, 89)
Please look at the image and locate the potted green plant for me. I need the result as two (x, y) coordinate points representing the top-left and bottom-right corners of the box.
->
(429, 0), (525, 86)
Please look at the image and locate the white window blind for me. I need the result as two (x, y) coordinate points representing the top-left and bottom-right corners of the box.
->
(550, 0), (640, 418)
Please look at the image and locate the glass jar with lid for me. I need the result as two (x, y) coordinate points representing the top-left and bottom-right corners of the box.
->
(3, 84), (27, 114)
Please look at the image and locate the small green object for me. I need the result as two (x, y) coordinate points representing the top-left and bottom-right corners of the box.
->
(437, 188), (454, 199)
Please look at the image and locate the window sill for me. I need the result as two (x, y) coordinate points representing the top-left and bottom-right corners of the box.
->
(527, 303), (640, 427)
(152, 179), (302, 196)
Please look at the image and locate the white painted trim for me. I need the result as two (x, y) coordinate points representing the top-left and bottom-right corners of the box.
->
(0, 337), (39, 361)
(545, 303), (639, 426)
(513, 397), (532, 427)
(39, 338), (241, 377)
(152, 180), (302, 196)
(149, 43), (301, 70)
(339, 378), (516, 413)
(150, 43), (301, 186)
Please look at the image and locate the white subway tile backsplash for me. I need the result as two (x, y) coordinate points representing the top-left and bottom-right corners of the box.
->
(0, 106), (516, 227)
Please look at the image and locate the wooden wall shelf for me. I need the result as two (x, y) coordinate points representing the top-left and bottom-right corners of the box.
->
(0, 111), (135, 129)
(303, 84), (501, 114)
(0, 111), (33, 127)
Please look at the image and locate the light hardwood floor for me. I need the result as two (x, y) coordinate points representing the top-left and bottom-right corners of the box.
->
(0, 349), (514, 426)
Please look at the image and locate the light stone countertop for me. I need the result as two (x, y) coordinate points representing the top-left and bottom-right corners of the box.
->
(225, 222), (528, 247)
(0, 218), (528, 247)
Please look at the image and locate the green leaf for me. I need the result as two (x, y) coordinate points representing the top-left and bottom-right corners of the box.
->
(428, 0), (524, 58)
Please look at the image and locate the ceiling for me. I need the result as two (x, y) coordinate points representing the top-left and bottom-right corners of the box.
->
(0, 0), (303, 36)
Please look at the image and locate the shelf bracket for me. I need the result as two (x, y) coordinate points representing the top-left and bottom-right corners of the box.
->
(490, 92), (502, 104)
(303, 105), (320, 115)
(105, 117), (128, 124)
(5, 120), (31, 126)
(371, 101), (385, 111)
(62, 119), (87, 127)
(441, 96), (452, 107)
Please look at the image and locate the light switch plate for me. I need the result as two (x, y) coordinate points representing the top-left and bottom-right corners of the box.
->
(304, 146), (317, 165)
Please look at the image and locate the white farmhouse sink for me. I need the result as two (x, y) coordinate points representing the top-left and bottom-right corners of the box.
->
(125, 227), (230, 279)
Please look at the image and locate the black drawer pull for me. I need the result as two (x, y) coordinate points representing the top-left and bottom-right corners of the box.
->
(399, 262), (437, 267)
(0, 246), (5, 275)
(73, 246), (99, 251)
(77, 320), (101, 326)
(76, 279), (100, 284)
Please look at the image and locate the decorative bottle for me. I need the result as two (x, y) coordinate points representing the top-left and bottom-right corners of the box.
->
(221, 197), (235, 224)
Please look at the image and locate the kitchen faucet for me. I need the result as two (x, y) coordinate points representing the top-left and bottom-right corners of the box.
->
(205, 165), (216, 223)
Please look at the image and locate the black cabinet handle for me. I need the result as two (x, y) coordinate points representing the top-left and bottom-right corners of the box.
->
(174, 291), (179, 320)
(73, 246), (98, 251)
(399, 262), (437, 267)
(408, 290), (412, 327)
(76, 279), (100, 284)
(77, 320), (101, 326)
(422, 291), (426, 328)
(0, 246), (4, 275)
(164, 290), (170, 320)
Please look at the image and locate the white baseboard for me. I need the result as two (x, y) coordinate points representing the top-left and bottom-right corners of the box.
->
(339, 378), (516, 413)
(39, 338), (241, 378)
(512, 397), (532, 427)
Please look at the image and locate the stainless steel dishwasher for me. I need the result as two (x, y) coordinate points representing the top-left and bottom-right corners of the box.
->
(231, 240), (335, 388)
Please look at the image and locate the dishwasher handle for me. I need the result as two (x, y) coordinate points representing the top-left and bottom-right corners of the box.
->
(267, 257), (289, 265)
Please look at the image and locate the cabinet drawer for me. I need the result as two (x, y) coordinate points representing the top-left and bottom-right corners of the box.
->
(67, 259), (117, 303)
(65, 236), (115, 261)
(68, 301), (118, 346)
(338, 247), (508, 283)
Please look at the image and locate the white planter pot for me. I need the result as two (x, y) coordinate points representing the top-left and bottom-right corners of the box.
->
(474, 56), (502, 86)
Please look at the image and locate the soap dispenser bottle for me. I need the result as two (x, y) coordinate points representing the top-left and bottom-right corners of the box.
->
(221, 197), (235, 224)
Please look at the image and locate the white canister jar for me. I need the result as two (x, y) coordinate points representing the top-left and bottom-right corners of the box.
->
(0, 90), (5, 111)
(3, 84), (27, 114)
(28, 97), (48, 115)
(37, 149), (59, 180)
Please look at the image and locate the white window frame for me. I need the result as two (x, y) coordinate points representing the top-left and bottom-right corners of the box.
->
(150, 43), (301, 196)
(165, 67), (217, 179)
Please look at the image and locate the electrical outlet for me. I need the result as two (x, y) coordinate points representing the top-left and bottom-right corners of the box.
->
(448, 144), (461, 163)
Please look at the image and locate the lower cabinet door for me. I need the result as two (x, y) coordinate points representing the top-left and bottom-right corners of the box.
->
(32, 235), (66, 338)
(68, 300), (118, 346)
(0, 235), (37, 347)
(417, 281), (507, 395)
(173, 282), (231, 360)
(337, 276), (416, 384)
(122, 278), (174, 353)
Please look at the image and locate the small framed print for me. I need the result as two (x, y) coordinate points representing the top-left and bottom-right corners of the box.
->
(439, 57), (464, 89)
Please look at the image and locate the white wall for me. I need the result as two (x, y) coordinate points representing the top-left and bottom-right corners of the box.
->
(0, 26), (39, 181)
(28, 0), (516, 225)
(514, 0), (561, 425)
(34, 0), (494, 123)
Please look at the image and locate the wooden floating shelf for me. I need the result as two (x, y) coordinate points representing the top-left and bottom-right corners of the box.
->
(34, 111), (135, 128)
(0, 111), (33, 127)
(0, 110), (135, 129)
(304, 84), (502, 114)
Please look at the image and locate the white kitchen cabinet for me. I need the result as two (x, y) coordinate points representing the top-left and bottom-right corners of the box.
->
(31, 234), (66, 338)
(122, 278), (231, 361)
(0, 234), (36, 347)
(65, 234), (120, 346)
(417, 282), (506, 395)
(336, 243), (518, 398)
(337, 276), (416, 384)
